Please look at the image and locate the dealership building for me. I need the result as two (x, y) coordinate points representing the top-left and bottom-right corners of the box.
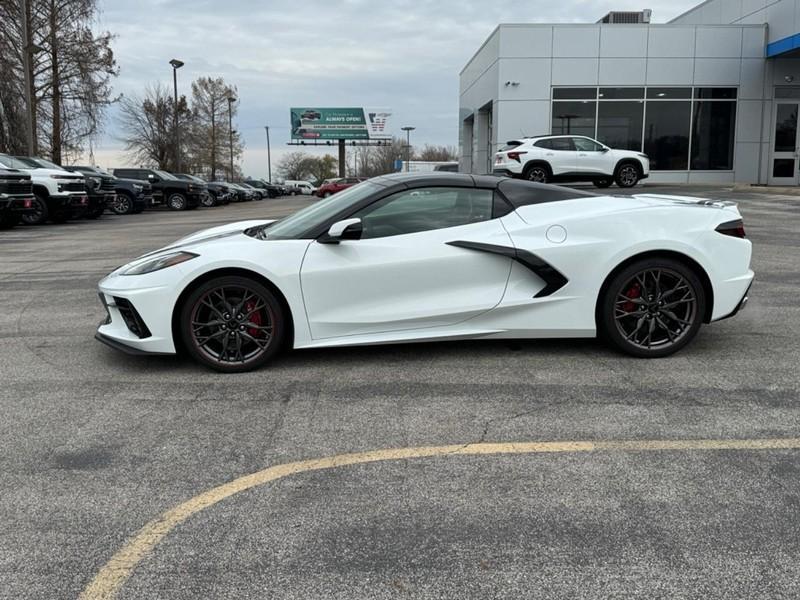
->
(459, 1), (800, 185)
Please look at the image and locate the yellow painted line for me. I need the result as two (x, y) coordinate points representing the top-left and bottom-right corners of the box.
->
(80, 437), (800, 599)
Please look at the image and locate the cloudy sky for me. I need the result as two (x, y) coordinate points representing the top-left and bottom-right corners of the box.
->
(90, 0), (698, 177)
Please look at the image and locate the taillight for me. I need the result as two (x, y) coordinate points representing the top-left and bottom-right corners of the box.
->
(507, 151), (527, 163)
(716, 219), (746, 238)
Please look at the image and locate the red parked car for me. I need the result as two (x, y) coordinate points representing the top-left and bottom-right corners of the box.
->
(315, 177), (366, 198)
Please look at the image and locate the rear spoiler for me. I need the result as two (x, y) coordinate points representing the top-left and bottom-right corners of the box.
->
(633, 194), (737, 209)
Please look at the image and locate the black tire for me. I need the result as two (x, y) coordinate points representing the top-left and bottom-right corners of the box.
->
(593, 178), (613, 188)
(522, 163), (550, 184)
(50, 210), (70, 224)
(0, 213), (20, 230)
(201, 193), (216, 208)
(111, 192), (134, 215)
(180, 275), (286, 373)
(323, 192), (332, 198)
(599, 257), (706, 358)
(21, 193), (49, 225)
(615, 162), (641, 188)
(167, 193), (188, 211)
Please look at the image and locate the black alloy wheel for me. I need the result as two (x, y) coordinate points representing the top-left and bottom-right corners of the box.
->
(181, 276), (285, 372)
(201, 192), (216, 208)
(523, 164), (549, 183)
(111, 193), (133, 214)
(615, 163), (640, 188)
(167, 193), (188, 210)
(600, 258), (705, 358)
(21, 193), (48, 225)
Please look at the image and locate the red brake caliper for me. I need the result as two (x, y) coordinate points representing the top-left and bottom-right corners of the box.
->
(244, 300), (262, 337)
(623, 283), (641, 313)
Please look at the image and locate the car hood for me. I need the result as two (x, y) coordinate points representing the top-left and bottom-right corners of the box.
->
(173, 219), (276, 246)
(24, 167), (84, 179)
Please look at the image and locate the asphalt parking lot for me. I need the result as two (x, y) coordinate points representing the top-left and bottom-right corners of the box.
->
(2, 185), (800, 599)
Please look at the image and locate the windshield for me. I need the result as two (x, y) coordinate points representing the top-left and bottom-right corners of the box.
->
(264, 181), (384, 240)
(32, 157), (64, 170)
(154, 170), (177, 180)
(0, 155), (36, 169)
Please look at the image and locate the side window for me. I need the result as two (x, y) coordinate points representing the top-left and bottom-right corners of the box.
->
(573, 137), (603, 152)
(534, 139), (552, 150)
(352, 187), (494, 240)
(549, 137), (576, 151)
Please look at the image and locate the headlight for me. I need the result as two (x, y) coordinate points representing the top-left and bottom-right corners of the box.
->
(120, 251), (198, 276)
(133, 184), (143, 191)
(90, 177), (101, 190)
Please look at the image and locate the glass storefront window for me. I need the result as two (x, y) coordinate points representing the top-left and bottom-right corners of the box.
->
(774, 104), (797, 152)
(691, 101), (736, 170)
(552, 101), (596, 137)
(549, 86), (737, 171)
(597, 101), (644, 151)
(644, 101), (691, 170)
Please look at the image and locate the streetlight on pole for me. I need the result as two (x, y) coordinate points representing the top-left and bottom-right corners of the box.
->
(401, 126), (415, 172)
(169, 59), (184, 172)
(264, 126), (272, 182)
(227, 95), (237, 182)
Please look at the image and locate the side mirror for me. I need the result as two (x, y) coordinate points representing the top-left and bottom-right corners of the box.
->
(320, 218), (362, 244)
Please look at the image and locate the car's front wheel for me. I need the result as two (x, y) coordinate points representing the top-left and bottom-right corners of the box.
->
(615, 163), (641, 188)
(167, 193), (188, 210)
(522, 163), (550, 184)
(21, 194), (48, 225)
(201, 193), (216, 208)
(180, 276), (286, 372)
(599, 258), (705, 358)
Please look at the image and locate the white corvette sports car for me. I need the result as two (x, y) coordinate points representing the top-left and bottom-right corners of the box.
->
(96, 173), (753, 372)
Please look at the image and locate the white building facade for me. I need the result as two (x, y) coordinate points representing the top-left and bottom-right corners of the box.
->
(459, 1), (800, 185)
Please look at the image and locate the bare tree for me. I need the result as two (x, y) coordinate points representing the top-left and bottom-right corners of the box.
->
(416, 144), (458, 162)
(188, 76), (240, 180)
(119, 83), (190, 170)
(0, 0), (117, 160)
(276, 151), (314, 181)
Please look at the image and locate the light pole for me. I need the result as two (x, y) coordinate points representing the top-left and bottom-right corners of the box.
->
(401, 126), (415, 172)
(169, 59), (184, 172)
(227, 95), (237, 181)
(264, 125), (272, 182)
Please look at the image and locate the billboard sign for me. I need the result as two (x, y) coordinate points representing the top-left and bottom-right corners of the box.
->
(290, 107), (392, 140)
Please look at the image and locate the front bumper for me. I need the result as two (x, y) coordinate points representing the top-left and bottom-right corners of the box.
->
(96, 286), (178, 355)
(1, 195), (35, 214)
(68, 193), (90, 216)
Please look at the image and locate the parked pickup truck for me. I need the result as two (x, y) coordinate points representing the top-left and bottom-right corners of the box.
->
(0, 168), (35, 229)
(67, 165), (119, 219)
(0, 154), (88, 224)
(112, 168), (202, 210)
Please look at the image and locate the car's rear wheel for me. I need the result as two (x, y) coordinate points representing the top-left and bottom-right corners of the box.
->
(615, 163), (641, 188)
(167, 193), (188, 210)
(181, 276), (285, 372)
(523, 163), (550, 184)
(593, 178), (613, 188)
(600, 258), (705, 358)
(21, 193), (48, 225)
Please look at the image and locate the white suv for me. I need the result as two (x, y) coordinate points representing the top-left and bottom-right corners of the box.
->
(493, 135), (650, 189)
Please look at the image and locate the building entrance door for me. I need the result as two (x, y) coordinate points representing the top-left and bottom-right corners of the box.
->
(770, 101), (800, 186)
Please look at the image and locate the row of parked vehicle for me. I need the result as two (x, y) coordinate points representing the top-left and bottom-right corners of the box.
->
(0, 152), (291, 229)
